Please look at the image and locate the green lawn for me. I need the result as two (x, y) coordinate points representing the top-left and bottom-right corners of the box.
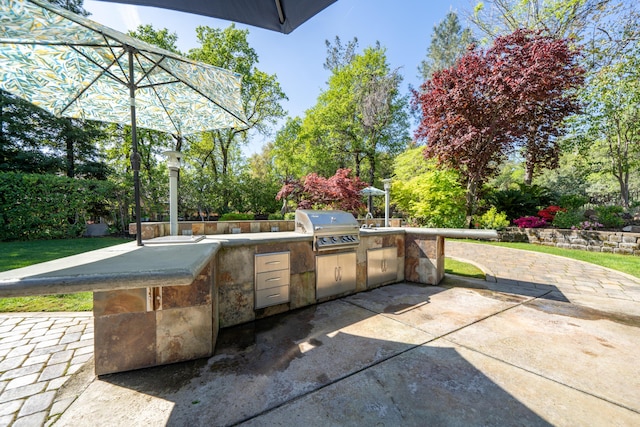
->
(451, 239), (640, 279)
(445, 257), (485, 279)
(0, 237), (131, 312)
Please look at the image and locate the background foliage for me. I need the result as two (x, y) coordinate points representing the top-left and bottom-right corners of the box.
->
(0, 172), (116, 240)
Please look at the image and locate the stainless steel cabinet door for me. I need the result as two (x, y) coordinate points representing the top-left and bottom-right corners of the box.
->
(316, 251), (356, 299)
(367, 247), (398, 287)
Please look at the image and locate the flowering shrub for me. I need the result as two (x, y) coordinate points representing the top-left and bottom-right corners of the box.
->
(513, 216), (547, 228)
(571, 221), (604, 231)
(538, 205), (566, 222)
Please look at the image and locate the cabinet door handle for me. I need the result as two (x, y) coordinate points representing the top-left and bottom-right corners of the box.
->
(335, 266), (340, 282)
(381, 259), (387, 273)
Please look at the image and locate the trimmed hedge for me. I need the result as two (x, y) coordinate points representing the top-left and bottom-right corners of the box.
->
(0, 172), (115, 241)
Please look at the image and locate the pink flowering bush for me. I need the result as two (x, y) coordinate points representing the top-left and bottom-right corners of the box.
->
(513, 216), (547, 228)
(571, 221), (604, 231)
(538, 205), (566, 222)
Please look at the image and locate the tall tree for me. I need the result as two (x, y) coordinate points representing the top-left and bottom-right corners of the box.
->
(187, 24), (287, 212)
(418, 11), (475, 80)
(574, 38), (640, 208)
(296, 43), (409, 185)
(0, 0), (106, 178)
(49, 0), (90, 15)
(413, 29), (583, 224)
(0, 91), (107, 178)
(468, 0), (613, 40)
(500, 31), (585, 184)
(324, 36), (359, 72)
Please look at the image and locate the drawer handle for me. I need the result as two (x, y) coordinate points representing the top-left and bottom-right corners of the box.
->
(267, 293), (281, 298)
(266, 277), (281, 282)
(266, 261), (281, 265)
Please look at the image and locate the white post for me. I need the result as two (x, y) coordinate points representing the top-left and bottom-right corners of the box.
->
(163, 151), (182, 236)
(382, 178), (392, 227)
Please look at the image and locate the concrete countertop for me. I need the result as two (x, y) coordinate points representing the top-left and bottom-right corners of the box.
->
(204, 231), (311, 247)
(0, 239), (220, 297)
(403, 227), (499, 240)
(0, 228), (497, 298)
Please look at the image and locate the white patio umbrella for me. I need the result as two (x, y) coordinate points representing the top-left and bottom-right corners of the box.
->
(0, 0), (247, 245)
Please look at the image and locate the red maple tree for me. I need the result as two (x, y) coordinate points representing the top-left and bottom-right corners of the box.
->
(413, 29), (584, 224)
(276, 168), (367, 213)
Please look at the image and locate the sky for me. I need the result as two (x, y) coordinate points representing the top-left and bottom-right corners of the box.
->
(83, 0), (470, 155)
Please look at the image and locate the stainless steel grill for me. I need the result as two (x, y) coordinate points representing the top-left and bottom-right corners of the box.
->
(295, 209), (360, 252)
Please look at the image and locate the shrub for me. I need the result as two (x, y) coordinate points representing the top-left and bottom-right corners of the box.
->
(284, 212), (296, 220)
(0, 172), (115, 241)
(218, 213), (254, 221)
(552, 210), (584, 229)
(558, 194), (588, 211)
(595, 205), (624, 228)
(513, 216), (547, 228)
(267, 213), (284, 220)
(486, 184), (556, 221)
(538, 205), (566, 222)
(476, 207), (510, 230)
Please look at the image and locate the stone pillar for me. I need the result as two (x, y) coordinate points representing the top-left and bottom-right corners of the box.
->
(404, 234), (445, 285)
(92, 261), (215, 375)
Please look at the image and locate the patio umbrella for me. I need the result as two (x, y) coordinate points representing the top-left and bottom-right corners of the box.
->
(360, 186), (386, 197)
(360, 186), (385, 219)
(96, 0), (338, 34)
(0, 0), (246, 246)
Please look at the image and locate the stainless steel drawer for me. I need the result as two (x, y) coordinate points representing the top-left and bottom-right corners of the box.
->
(255, 252), (290, 273)
(255, 270), (290, 290)
(255, 285), (290, 309)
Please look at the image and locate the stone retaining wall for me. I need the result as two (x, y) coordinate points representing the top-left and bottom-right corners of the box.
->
(498, 228), (640, 256)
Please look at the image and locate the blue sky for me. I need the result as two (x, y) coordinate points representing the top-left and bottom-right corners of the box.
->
(84, 0), (469, 155)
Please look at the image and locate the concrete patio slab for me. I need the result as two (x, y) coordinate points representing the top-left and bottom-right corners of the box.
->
(54, 281), (640, 426)
(344, 283), (535, 336)
(242, 340), (639, 426)
(55, 297), (434, 426)
(446, 297), (640, 414)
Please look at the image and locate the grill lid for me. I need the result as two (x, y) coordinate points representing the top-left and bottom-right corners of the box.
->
(295, 209), (359, 234)
(295, 209), (360, 251)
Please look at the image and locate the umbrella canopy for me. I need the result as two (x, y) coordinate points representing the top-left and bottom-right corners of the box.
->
(360, 186), (386, 197)
(0, 0), (246, 245)
(96, 0), (338, 34)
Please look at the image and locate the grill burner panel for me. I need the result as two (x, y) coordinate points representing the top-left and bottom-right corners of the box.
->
(295, 209), (360, 251)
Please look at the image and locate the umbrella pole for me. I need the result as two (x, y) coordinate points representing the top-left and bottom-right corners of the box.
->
(128, 48), (143, 246)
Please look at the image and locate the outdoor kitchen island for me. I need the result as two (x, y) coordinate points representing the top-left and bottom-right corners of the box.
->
(0, 223), (495, 375)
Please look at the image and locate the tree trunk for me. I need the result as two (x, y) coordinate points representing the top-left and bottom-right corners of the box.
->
(465, 179), (479, 228)
(524, 155), (534, 186)
(65, 136), (74, 178)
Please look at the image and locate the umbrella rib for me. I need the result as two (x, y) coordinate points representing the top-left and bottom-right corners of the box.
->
(154, 58), (247, 125)
(129, 52), (182, 134)
(133, 49), (247, 126)
(57, 46), (126, 116)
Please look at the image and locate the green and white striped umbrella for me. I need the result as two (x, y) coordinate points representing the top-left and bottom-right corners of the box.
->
(0, 0), (246, 245)
(0, 0), (245, 133)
